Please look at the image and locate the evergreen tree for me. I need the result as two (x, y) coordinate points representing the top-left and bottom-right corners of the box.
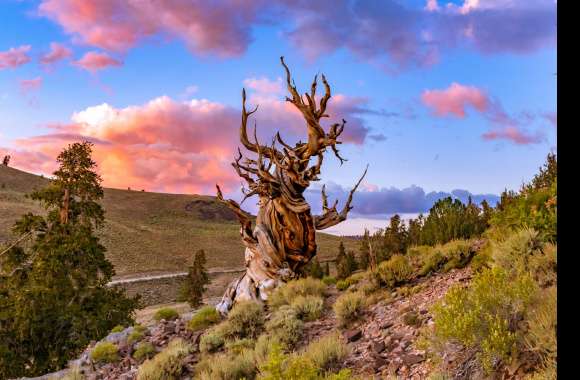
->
(407, 214), (423, 247)
(382, 214), (407, 259)
(346, 250), (358, 273)
(307, 257), (324, 279)
(0, 142), (139, 378)
(179, 249), (210, 308)
(335, 241), (350, 279)
(358, 229), (371, 269)
(1, 155), (9, 166)
(324, 261), (330, 276)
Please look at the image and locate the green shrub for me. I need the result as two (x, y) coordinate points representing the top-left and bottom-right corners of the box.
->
(335, 280), (350, 291)
(322, 276), (337, 285)
(441, 240), (473, 272)
(258, 343), (319, 380)
(253, 334), (282, 366)
(137, 338), (191, 380)
(128, 330), (145, 344)
(188, 305), (221, 332)
(133, 342), (156, 362)
(90, 342), (119, 363)
(226, 301), (265, 339)
(432, 267), (537, 372)
(196, 350), (256, 380)
(333, 291), (364, 327)
(110, 325), (125, 333)
(153, 307), (179, 322)
(403, 311), (421, 327)
(290, 295), (324, 321)
(268, 278), (326, 309)
(374, 255), (413, 288)
(199, 323), (228, 354)
(301, 332), (349, 372)
(407, 245), (433, 269)
(419, 248), (446, 276)
(523, 286), (556, 376)
(225, 338), (255, 354)
(265, 306), (304, 349)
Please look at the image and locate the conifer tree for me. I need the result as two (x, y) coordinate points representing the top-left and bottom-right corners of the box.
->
(336, 241), (350, 279)
(179, 249), (210, 308)
(358, 229), (370, 269)
(308, 257), (324, 279)
(324, 261), (330, 276)
(0, 142), (139, 378)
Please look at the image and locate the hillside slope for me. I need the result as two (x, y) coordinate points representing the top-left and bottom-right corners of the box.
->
(0, 165), (357, 277)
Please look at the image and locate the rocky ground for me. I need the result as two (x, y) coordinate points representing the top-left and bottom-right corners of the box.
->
(25, 267), (478, 380)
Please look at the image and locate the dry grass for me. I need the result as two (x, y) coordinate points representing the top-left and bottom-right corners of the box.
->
(0, 166), (357, 277)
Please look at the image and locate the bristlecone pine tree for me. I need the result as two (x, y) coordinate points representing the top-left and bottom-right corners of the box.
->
(215, 57), (367, 314)
(0, 141), (139, 378)
(179, 249), (210, 308)
(308, 257), (324, 279)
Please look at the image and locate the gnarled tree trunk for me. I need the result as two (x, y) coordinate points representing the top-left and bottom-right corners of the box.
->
(215, 57), (367, 315)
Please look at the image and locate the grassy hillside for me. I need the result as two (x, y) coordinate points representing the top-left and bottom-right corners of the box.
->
(0, 165), (357, 277)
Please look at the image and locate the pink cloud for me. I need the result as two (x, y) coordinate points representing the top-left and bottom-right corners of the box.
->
(6, 90), (371, 193)
(482, 127), (544, 145)
(20, 77), (43, 93)
(40, 42), (72, 65)
(38, 0), (263, 57)
(73, 51), (122, 72)
(421, 82), (488, 117)
(0, 45), (32, 70)
(243, 77), (283, 95)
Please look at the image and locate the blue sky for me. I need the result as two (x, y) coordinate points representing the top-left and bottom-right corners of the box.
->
(0, 0), (557, 234)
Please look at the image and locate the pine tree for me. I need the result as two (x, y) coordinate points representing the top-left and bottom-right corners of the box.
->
(336, 241), (350, 279)
(308, 257), (324, 279)
(1, 155), (9, 166)
(0, 142), (139, 378)
(346, 250), (358, 273)
(324, 261), (330, 276)
(358, 229), (370, 269)
(179, 249), (210, 308)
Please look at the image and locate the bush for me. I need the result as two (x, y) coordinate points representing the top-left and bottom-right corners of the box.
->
(127, 324), (148, 344)
(268, 278), (326, 309)
(374, 255), (413, 288)
(336, 280), (350, 291)
(403, 311), (421, 327)
(290, 295), (324, 321)
(188, 305), (221, 332)
(523, 286), (556, 376)
(253, 334), (282, 366)
(257, 341), (352, 380)
(196, 350), (256, 380)
(441, 240), (473, 272)
(133, 342), (156, 362)
(153, 307), (179, 322)
(225, 338), (255, 354)
(322, 276), (337, 285)
(199, 324), (228, 354)
(137, 338), (191, 380)
(301, 332), (349, 372)
(110, 325), (125, 333)
(90, 342), (119, 363)
(432, 267), (537, 372)
(265, 306), (304, 349)
(333, 291), (364, 327)
(226, 301), (265, 339)
(419, 248), (446, 276)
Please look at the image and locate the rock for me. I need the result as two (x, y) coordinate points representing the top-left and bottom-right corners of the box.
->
(390, 332), (404, 341)
(343, 329), (363, 342)
(373, 356), (389, 370)
(402, 353), (425, 366)
(419, 309), (428, 315)
(381, 322), (394, 330)
(371, 340), (385, 354)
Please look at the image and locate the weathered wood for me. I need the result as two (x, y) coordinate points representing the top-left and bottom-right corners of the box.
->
(215, 57), (367, 315)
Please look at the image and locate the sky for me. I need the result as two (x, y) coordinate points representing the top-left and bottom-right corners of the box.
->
(0, 0), (557, 235)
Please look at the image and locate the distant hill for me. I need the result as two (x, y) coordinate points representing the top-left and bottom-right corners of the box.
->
(0, 165), (357, 278)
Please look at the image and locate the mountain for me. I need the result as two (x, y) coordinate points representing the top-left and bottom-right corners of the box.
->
(0, 165), (357, 278)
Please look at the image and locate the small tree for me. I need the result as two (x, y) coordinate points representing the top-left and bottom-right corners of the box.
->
(336, 242), (358, 279)
(2, 155), (9, 166)
(324, 262), (331, 276)
(179, 249), (210, 308)
(308, 257), (324, 279)
(358, 229), (371, 269)
(346, 250), (358, 273)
